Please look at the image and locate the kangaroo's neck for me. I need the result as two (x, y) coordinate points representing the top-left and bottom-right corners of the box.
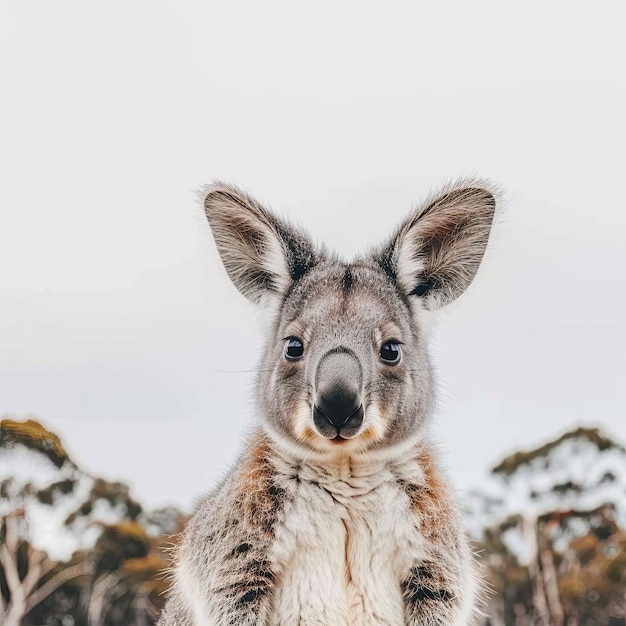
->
(258, 424), (427, 498)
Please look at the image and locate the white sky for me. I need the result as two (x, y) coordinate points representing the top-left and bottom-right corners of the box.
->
(1, 1), (625, 511)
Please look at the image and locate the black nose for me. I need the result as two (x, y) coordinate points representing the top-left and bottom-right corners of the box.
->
(314, 349), (364, 436)
(314, 384), (362, 427)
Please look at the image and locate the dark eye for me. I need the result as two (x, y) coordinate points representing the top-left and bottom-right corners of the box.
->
(284, 337), (304, 361)
(380, 340), (401, 365)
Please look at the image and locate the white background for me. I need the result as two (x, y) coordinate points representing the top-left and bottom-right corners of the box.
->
(1, 1), (625, 510)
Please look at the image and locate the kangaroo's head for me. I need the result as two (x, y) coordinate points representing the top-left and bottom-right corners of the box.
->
(204, 182), (496, 460)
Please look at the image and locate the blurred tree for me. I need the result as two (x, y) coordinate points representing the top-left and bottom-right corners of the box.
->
(0, 510), (87, 626)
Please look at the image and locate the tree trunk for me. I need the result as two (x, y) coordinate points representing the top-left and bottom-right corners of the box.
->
(2, 589), (26, 626)
(539, 541), (564, 626)
(522, 515), (550, 625)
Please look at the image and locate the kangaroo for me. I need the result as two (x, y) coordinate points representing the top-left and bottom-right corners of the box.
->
(158, 180), (497, 626)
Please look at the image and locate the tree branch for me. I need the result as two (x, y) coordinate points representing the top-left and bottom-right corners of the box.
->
(25, 561), (89, 614)
(0, 543), (21, 596)
(4, 513), (19, 554)
(22, 548), (46, 597)
(88, 572), (119, 626)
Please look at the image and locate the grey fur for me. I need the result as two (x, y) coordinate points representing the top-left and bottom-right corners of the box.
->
(159, 180), (497, 626)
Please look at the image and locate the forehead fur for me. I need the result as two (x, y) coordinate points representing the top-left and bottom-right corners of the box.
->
(278, 259), (412, 334)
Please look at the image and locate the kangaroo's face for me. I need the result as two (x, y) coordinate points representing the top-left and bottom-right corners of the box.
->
(262, 260), (433, 455)
(204, 182), (496, 459)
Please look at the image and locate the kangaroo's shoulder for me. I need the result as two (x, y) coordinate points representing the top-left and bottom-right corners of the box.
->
(186, 430), (286, 532)
(388, 439), (463, 537)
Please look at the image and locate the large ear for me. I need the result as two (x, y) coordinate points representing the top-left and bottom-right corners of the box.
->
(375, 181), (497, 310)
(203, 183), (318, 305)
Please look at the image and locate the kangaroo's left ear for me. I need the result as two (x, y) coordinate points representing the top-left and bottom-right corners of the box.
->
(375, 182), (497, 310)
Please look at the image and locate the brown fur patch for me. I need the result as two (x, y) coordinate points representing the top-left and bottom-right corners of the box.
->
(379, 321), (403, 342)
(359, 426), (380, 441)
(295, 423), (318, 445)
(237, 438), (284, 539)
(400, 445), (456, 540)
(284, 320), (306, 342)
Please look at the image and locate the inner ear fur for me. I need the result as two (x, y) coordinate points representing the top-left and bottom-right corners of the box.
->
(203, 183), (318, 304)
(376, 181), (497, 310)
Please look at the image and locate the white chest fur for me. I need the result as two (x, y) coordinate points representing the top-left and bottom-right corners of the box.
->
(269, 460), (426, 626)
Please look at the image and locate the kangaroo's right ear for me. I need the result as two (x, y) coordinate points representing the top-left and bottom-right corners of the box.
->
(203, 183), (318, 305)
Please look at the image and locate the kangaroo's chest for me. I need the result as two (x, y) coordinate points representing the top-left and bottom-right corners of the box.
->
(269, 470), (425, 626)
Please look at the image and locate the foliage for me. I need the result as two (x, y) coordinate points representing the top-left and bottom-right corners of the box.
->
(0, 417), (186, 626)
(492, 427), (624, 477)
(0, 418), (70, 468)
